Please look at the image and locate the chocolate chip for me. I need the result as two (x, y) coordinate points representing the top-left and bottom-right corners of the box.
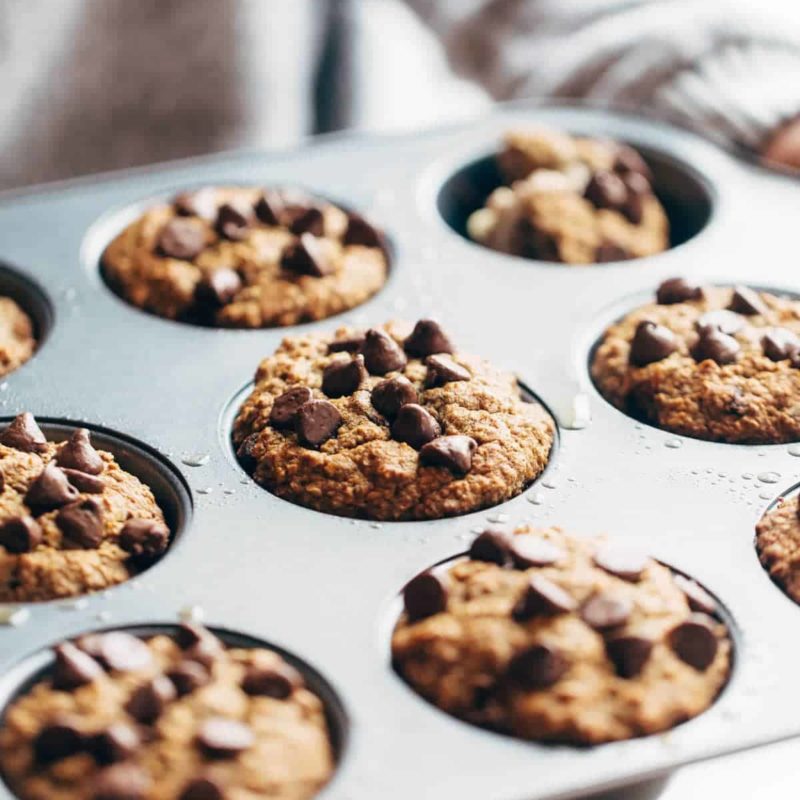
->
(254, 189), (285, 225)
(296, 399), (342, 447)
(673, 575), (717, 615)
(595, 242), (630, 262)
(241, 661), (304, 699)
(0, 515), (42, 553)
(175, 622), (212, 649)
(25, 462), (79, 513)
(236, 432), (259, 470)
(593, 546), (648, 582)
(692, 328), (740, 365)
(729, 285), (767, 316)
(762, 328), (800, 361)
(580, 592), (632, 630)
(371, 376), (418, 419)
(512, 575), (576, 620)
(327, 334), (365, 354)
(469, 526), (513, 565)
(0, 412), (48, 453)
(322, 355), (366, 398)
(167, 660), (210, 697)
(344, 212), (383, 248)
(118, 518), (170, 562)
(62, 468), (105, 494)
(403, 570), (448, 621)
(52, 642), (104, 690)
(78, 632), (153, 673)
(174, 188), (218, 221)
(124, 676), (177, 724)
(622, 189), (644, 225)
(621, 168), (653, 200)
(519, 223), (561, 261)
(614, 145), (653, 181)
(176, 624), (224, 668)
(404, 319), (455, 358)
(507, 644), (570, 689)
(215, 202), (251, 241)
(56, 428), (104, 475)
(391, 404), (441, 449)
(584, 170), (628, 210)
(668, 613), (719, 671)
(34, 719), (85, 764)
(656, 278), (703, 305)
(269, 386), (313, 429)
(157, 218), (206, 260)
(91, 763), (151, 800)
(89, 722), (140, 765)
(197, 718), (254, 759)
(419, 435), (477, 474)
(606, 635), (653, 678)
(361, 329), (407, 375)
(509, 535), (564, 569)
(425, 354), (471, 388)
(195, 268), (242, 309)
(179, 777), (224, 800)
(281, 233), (334, 277)
(57, 497), (104, 549)
(629, 321), (678, 367)
(289, 207), (324, 237)
(696, 309), (744, 336)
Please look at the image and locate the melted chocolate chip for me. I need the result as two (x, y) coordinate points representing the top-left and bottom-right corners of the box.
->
(57, 497), (104, 549)
(391, 404), (441, 449)
(52, 643), (103, 690)
(34, 719), (85, 764)
(696, 309), (744, 336)
(593, 546), (648, 582)
(241, 661), (304, 699)
(509, 535), (564, 569)
(729, 286), (767, 316)
(668, 613), (719, 671)
(507, 644), (570, 689)
(344, 213), (383, 248)
(1, 412), (48, 453)
(124, 676), (177, 724)
(197, 718), (254, 759)
(289, 206), (324, 237)
(25, 462), (80, 513)
(195, 268), (242, 309)
(629, 321), (678, 367)
(762, 328), (800, 361)
(56, 428), (104, 475)
(606, 635), (653, 678)
(419, 435), (477, 474)
(296, 399), (342, 447)
(371, 375), (418, 419)
(62, 468), (105, 494)
(322, 355), (366, 398)
(78, 632), (153, 673)
(403, 570), (448, 621)
(692, 328), (740, 365)
(580, 592), (632, 630)
(512, 575), (576, 620)
(404, 319), (455, 358)
(425, 354), (471, 388)
(656, 278), (703, 305)
(0, 515), (42, 553)
(673, 575), (717, 615)
(269, 386), (313, 429)
(174, 188), (218, 221)
(89, 722), (140, 765)
(118, 518), (170, 562)
(91, 763), (151, 800)
(469, 526), (513, 565)
(281, 233), (334, 277)
(215, 202), (251, 241)
(167, 660), (210, 697)
(157, 218), (206, 260)
(584, 170), (628, 210)
(361, 329), (407, 375)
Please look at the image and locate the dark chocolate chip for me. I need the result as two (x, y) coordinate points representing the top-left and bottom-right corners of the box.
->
(512, 575), (576, 621)
(419, 435), (477, 474)
(0, 514), (42, 553)
(425, 354), (471, 388)
(241, 661), (304, 699)
(269, 386), (313, 429)
(175, 623), (211, 649)
(584, 170), (628, 210)
(176, 624), (224, 668)
(215, 202), (251, 241)
(629, 321), (678, 367)
(194, 268), (242, 309)
(34, 719), (85, 764)
(762, 328), (800, 361)
(656, 278), (703, 305)
(56, 428), (104, 475)
(344, 212), (383, 248)
(322, 355), (366, 398)
(595, 242), (630, 262)
(179, 777), (225, 800)
(403, 570), (448, 621)
(197, 718), (254, 759)
(668, 613), (719, 671)
(593, 546), (648, 582)
(622, 188), (645, 224)
(157, 218), (206, 260)
(518, 222), (561, 261)
(606, 635), (653, 678)
(57, 497), (104, 549)
(469, 526), (512, 565)
(62, 468), (105, 494)
(371, 375), (418, 419)
(52, 642), (104, 690)
(78, 632), (153, 673)
(507, 644), (570, 689)
(89, 722), (140, 765)
(404, 319), (455, 358)
(281, 233), (334, 277)
(289, 206), (324, 237)
(174, 188), (218, 221)
(167, 660), (210, 697)
(236, 432), (259, 471)
(580, 592), (632, 630)
(0, 469), (4, 493)
(391, 403), (441, 450)
(327, 334), (365, 354)
(25, 462), (79, 513)
(91, 763), (151, 800)
(508, 535), (564, 569)
(673, 574), (717, 615)
(361, 328), (407, 375)
(692, 328), (740, 365)
(0, 412), (48, 453)
(124, 676), (177, 724)
(118, 518), (170, 562)
(696, 309), (744, 336)
(729, 285), (767, 316)
(295, 399), (342, 447)
(614, 145), (653, 181)
(254, 189), (285, 225)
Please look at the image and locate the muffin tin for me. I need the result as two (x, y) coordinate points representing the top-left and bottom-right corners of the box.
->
(0, 103), (798, 799)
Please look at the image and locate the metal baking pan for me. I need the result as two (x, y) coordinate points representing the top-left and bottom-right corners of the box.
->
(0, 102), (798, 800)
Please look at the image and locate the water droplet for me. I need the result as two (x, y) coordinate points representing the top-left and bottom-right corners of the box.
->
(717, 472), (727, 478)
(239, 478), (250, 485)
(759, 491), (773, 500)
(60, 598), (88, 611)
(180, 605), (205, 623)
(664, 439), (682, 449)
(196, 487), (213, 495)
(182, 453), (210, 467)
(96, 610), (112, 622)
(487, 512), (509, 523)
(742, 473), (753, 480)
(526, 492), (545, 505)
(0, 606), (29, 626)
(564, 393), (591, 430)
(370, 522), (383, 530)
(788, 443), (800, 457)
(757, 471), (781, 484)
(541, 479), (558, 490)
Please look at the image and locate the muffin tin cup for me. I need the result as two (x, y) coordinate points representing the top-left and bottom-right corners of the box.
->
(0, 103), (796, 799)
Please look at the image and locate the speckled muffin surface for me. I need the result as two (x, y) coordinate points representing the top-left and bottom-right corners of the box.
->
(0, 297), (36, 377)
(0, 625), (334, 800)
(467, 128), (669, 264)
(101, 186), (388, 328)
(392, 525), (731, 744)
(232, 320), (554, 521)
(592, 281), (800, 443)
(756, 495), (800, 604)
(0, 413), (169, 602)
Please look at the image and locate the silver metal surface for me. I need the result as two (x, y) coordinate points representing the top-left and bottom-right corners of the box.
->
(0, 104), (797, 800)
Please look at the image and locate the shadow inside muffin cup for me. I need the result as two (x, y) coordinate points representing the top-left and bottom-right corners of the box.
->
(0, 263), (54, 362)
(436, 146), (714, 263)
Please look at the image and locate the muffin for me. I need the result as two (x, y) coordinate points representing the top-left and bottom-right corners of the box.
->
(232, 319), (554, 520)
(756, 494), (800, 604)
(392, 524), (731, 744)
(0, 413), (170, 601)
(0, 297), (36, 377)
(101, 186), (388, 327)
(0, 625), (334, 800)
(467, 128), (669, 263)
(592, 280), (800, 443)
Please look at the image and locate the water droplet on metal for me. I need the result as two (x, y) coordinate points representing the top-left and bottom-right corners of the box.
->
(788, 443), (800, 457)
(196, 487), (213, 495)
(370, 522), (383, 530)
(759, 491), (773, 500)
(742, 473), (753, 480)
(223, 488), (235, 495)
(179, 605), (205, 623)
(541, 479), (558, 490)
(526, 492), (545, 505)
(60, 598), (89, 611)
(664, 438), (682, 449)
(487, 512), (509, 523)
(182, 453), (210, 467)
(757, 471), (780, 484)
(0, 606), (29, 626)
(96, 610), (112, 622)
